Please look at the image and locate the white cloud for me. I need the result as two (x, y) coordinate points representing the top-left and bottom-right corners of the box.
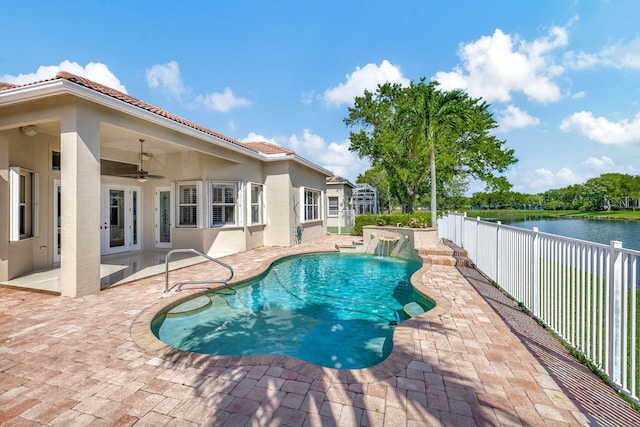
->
(323, 60), (410, 107)
(246, 129), (369, 181)
(241, 132), (279, 146)
(509, 166), (582, 193)
(435, 26), (567, 103)
(584, 156), (639, 174)
(497, 105), (540, 131)
(560, 111), (640, 145)
(584, 156), (616, 170)
(146, 61), (187, 99)
(565, 37), (640, 70)
(0, 60), (127, 93)
(287, 129), (326, 152)
(318, 140), (370, 180)
(195, 87), (251, 113)
(598, 38), (640, 69)
(301, 91), (315, 105)
(146, 61), (251, 113)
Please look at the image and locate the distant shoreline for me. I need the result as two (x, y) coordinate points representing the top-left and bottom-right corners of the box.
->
(462, 209), (640, 221)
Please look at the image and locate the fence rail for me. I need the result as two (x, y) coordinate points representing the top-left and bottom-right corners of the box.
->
(438, 212), (640, 404)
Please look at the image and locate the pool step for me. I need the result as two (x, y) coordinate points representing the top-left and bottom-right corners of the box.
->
(419, 241), (473, 267)
(335, 239), (365, 253)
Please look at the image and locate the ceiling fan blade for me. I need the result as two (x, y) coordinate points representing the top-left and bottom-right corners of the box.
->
(116, 139), (165, 180)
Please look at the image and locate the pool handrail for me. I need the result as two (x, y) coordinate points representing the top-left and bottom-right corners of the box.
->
(164, 249), (234, 292)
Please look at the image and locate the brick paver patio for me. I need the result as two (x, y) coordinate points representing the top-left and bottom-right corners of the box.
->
(1, 235), (639, 426)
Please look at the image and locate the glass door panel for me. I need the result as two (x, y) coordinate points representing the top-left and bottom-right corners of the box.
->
(155, 187), (172, 248)
(53, 181), (61, 263)
(101, 185), (141, 255)
(109, 189), (125, 249)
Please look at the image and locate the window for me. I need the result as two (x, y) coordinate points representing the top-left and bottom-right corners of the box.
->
(209, 181), (242, 227)
(249, 183), (264, 225)
(303, 188), (321, 222)
(328, 197), (339, 217)
(175, 182), (202, 228)
(9, 167), (39, 241)
(52, 151), (60, 171)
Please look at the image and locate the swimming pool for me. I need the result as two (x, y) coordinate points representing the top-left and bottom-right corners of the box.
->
(152, 253), (434, 369)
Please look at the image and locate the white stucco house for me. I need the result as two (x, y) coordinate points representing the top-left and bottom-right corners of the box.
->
(326, 175), (355, 233)
(0, 72), (331, 297)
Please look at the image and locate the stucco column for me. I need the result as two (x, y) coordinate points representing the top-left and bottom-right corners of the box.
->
(60, 107), (101, 297)
(0, 133), (8, 282)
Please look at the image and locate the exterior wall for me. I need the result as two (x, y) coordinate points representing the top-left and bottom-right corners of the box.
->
(326, 184), (353, 228)
(263, 161), (294, 247)
(0, 133), (8, 281)
(0, 86), (330, 294)
(2, 127), (60, 280)
(289, 162), (327, 243)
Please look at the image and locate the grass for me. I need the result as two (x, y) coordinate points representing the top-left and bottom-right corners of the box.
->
(534, 256), (640, 407)
(489, 259), (640, 411)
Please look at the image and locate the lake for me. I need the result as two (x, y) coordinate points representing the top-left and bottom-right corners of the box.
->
(494, 218), (640, 252)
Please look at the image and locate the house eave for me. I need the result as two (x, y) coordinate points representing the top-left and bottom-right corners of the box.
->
(262, 153), (332, 177)
(0, 79), (265, 161)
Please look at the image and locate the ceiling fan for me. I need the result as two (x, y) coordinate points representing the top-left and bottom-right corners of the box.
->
(120, 139), (165, 182)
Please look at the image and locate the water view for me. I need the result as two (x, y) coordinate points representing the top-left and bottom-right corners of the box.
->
(494, 217), (640, 252)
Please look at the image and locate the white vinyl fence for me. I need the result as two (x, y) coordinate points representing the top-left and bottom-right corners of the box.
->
(327, 209), (356, 235)
(438, 212), (640, 404)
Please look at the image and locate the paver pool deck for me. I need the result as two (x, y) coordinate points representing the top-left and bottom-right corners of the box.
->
(1, 235), (639, 426)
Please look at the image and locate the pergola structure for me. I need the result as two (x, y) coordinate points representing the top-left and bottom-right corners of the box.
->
(352, 184), (378, 215)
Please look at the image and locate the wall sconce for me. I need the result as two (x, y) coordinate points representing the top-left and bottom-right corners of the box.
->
(20, 125), (38, 137)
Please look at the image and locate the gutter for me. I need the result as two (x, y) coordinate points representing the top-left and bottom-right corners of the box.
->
(0, 78), (334, 176)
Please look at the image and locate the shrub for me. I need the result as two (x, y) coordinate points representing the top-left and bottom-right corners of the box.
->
(354, 213), (432, 236)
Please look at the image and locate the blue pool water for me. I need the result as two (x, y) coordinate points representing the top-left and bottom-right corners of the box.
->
(152, 253), (433, 369)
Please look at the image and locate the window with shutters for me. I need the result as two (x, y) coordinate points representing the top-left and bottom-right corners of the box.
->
(175, 182), (200, 228)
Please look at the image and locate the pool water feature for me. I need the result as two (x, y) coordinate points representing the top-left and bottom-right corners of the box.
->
(152, 253), (434, 369)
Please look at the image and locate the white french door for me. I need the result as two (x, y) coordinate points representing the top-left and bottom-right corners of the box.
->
(155, 187), (172, 248)
(101, 185), (141, 255)
(53, 180), (61, 264)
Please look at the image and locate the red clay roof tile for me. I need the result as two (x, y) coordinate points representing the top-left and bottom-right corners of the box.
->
(242, 141), (294, 155)
(0, 82), (18, 90)
(0, 72), (300, 158)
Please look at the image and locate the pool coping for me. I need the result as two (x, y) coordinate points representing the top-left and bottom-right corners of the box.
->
(130, 250), (452, 384)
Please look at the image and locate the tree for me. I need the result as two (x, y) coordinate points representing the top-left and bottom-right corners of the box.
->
(345, 79), (516, 225)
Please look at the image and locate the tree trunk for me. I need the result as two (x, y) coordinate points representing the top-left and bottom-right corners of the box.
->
(430, 147), (437, 227)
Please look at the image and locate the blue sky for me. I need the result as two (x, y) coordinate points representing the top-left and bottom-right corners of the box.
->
(2, 0), (640, 195)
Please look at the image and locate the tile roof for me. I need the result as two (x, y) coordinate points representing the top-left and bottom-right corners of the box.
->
(242, 141), (294, 155)
(0, 72), (298, 158)
(55, 72), (254, 151)
(0, 82), (18, 90)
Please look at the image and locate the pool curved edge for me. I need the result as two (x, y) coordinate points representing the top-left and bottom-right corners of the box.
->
(130, 254), (452, 384)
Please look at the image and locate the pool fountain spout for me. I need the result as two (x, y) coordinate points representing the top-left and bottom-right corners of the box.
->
(376, 231), (402, 257)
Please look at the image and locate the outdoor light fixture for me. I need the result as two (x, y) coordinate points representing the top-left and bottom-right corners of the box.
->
(20, 125), (38, 136)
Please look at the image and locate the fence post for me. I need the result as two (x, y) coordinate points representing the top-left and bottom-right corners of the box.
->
(531, 227), (540, 317)
(608, 240), (623, 384)
(461, 212), (467, 247)
(475, 217), (480, 265)
(496, 221), (502, 284)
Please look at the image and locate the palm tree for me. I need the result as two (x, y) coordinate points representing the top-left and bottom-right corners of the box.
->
(396, 80), (470, 226)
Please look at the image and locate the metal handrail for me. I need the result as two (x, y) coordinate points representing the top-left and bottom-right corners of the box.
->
(164, 249), (234, 292)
